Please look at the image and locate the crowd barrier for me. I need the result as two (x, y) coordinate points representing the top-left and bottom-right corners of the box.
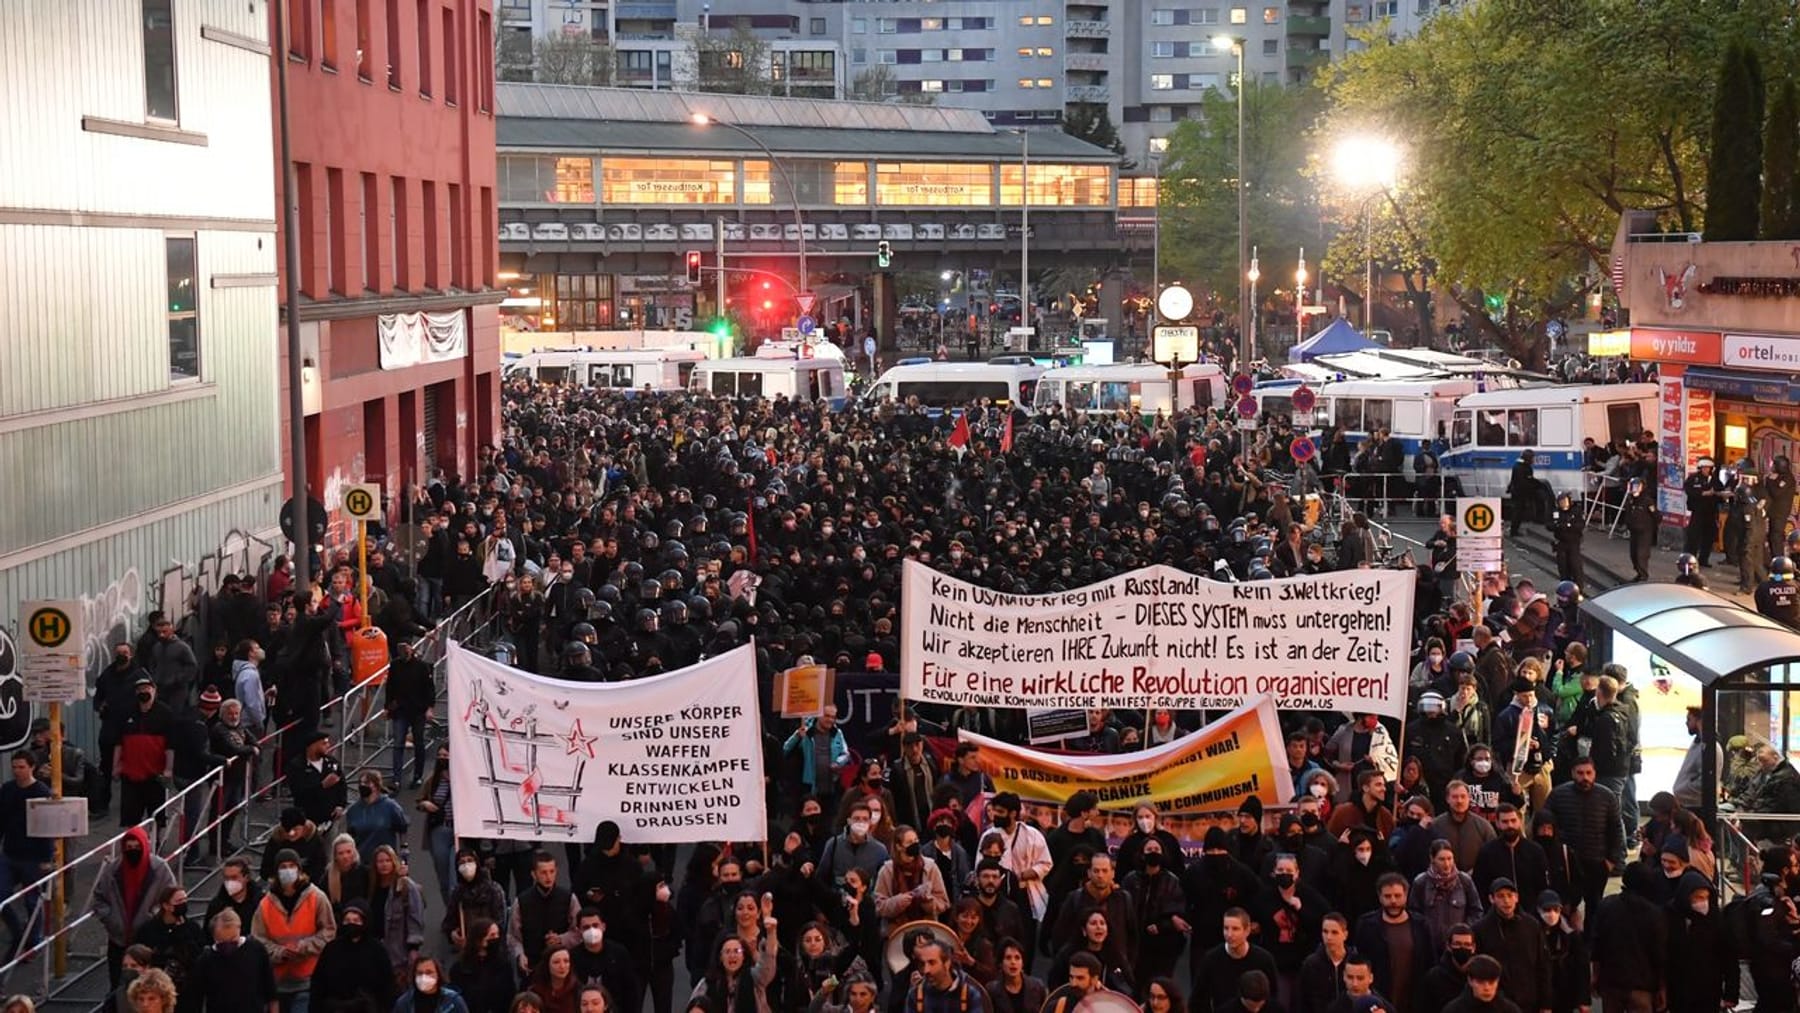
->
(0, 586), (500, 1001)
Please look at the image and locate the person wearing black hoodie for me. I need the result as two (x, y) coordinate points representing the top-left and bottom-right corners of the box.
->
(1587, 863), (1667, 1012)
(309, 901), (396, 1013)
(205, 858), (264, 936)
(1663, 869), (1736, 1013)
(1469, 879), (1549, 1013)
(1183, 829), (1265, 976)
(1440, 955), (1519, 1013)
(1416, 924), (1478, 1012)
(1264, 815), (1331, 892)
(1531, 893), (1588, 1013)
(1524, 813), (1583, 930)
(1226, 797), (1274, 872)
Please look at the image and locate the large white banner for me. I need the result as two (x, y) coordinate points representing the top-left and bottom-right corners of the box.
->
(901, 561), (1414, 718)
(447, 642), (766, 843)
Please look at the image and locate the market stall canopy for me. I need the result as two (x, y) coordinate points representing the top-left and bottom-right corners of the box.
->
(1581, 582), (1800, 686)
(1288, 319), (1379, 363)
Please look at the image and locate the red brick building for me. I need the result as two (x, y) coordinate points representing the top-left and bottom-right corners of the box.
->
(273, 0), (500, 542)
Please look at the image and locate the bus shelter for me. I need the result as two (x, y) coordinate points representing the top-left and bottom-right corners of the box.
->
(1581, 582), (1800, 892)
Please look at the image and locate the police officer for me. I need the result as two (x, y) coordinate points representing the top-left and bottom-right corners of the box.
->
(1674, 553), (1708, 590)
(1549, 490), (1585, 585)
(1738, 481), (1771, 594)
(559, 641), (605, 683)
(1755, 557), (1800, 628)
(1766, 455), (1798, 561)
(1683, 457), (1723, 566)
(1622, 477), (1661, 582)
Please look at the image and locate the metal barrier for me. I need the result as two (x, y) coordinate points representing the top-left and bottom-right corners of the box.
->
(0, 586), (500, 1000)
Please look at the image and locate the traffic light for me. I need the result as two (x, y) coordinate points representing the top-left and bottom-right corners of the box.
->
(876, 240), (892, 269)
(685, 250), (702, 285)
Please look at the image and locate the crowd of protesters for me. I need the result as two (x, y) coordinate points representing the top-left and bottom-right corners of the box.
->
(49, 377), (1800, 1013)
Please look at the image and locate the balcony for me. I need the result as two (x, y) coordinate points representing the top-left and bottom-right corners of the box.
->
(1287, 14), (1331, 35)
(1067, 84), (1109, 103)
(1066, 19), (1111, 38)
(1064, 53), (1108, 72)
(1286, 49), (1329, 69)
(616, 2), (675, 18)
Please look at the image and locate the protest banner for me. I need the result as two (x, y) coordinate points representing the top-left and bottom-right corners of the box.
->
(901, 559), (1413, 717)
(776, 664), (832, 718)
(447, 641), (766, 843)
(962, 695), (1293, 814)
(1026, 708), (1090, 745)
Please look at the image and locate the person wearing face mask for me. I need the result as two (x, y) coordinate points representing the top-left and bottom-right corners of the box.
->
(1182, 829), (1262, 981)
(251, 848), (338, 1012)
(1661, 871), (1736, 1013)
(451, 917), (519, 1013)
(1530, 894), (1588, 1013)
(874, 826), (951, 936)
(345, 773), (409, 864)
(569, 909), (637, 1009)
(206, 858), (265, 934)
(1585, 863), (1667, 1012)
(1118, 805), (1186, 879)
(309, 902), (399, 1013)
(115, 676), (176, 828)
(1417, 924), (1480, 1012)
(134, 885), (206, 1013)
(983, 794), (1052, 948)
(1404, 695), (1467, 811)
(187, 910), (277, 1013)
(1122, 839), (1188, 986)
(922, 809), (972, 896)
(88, 826), (178, 988)
(396, 956), (471, 1013)
(1249, 852), (1326, 1009)
(1454, 748), (1522, 827)
(814, 802), (890, 891)
(444, 849), (508, 949)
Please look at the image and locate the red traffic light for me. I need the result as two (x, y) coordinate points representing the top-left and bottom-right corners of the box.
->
(684, 250), (702, 285)
(762, 299), (774, 310)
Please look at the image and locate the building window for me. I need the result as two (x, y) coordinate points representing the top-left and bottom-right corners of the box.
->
(1263, 38), (1278, 54)
(442, 8), (458, 104)
(422, 181), (439, 288)
(551, 274), (614, 329)
(416, 0), (431, 96)
(142, 0), (178, 121)
(1230, 7), (1248, 23)
(325, 167), (345, 294)
(165, 236), (199, 380)
(875, 162), (994, 205)
(1347, 5), (1366, 19)
(480, 187), (494, 283)
(1375, 0), (1399, 14)
(810, 17), (826, 34)
(923, 49), (942, 62)
(477, 11), (493, 110)
(851, 17), (866, 33)
(320, 0), (338, 68)
(1036, 47), (1054, 56)
(1264, 6), (1280, 22)
(385, 0), (401, 88)
(500, 155), (595, 203)
(1036, 77), (1053, 87)
(287, 0), (309, 59)
(1018, 78), (1035, 88)
(877, 18), (895, 33)
(1152, 41), (1174, 57)
(1000, 164), (1113, 206)
(361, 172), (380, 291)
(355, 0), (374, 78)
(1150, 9), (1174, 25)
(600, 157), (737, 204)
(1034, 15), (1054, 25)
(879, 49), (896, 64)
(1150, 137), (1170, 154)
(1191, 73), (1222, 90)
(921, 17), (943, 30)
(449, 183), (464, 287)
(921, 79), (944, 92)
(1150, 106), (1173, 122)
(1150, 74), (1173, 90)
(852, 48), (867, 64)
(1197, 9), (1220, 24)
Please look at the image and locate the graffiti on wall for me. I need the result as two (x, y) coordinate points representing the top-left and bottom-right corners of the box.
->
(0, 628), (31, 751)
(78, 569), (145, 680)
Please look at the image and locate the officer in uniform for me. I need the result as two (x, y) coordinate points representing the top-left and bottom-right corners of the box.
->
(1738, 481), (1771, 593)
(1674, 552), (1708, 590)
(1755, 556), (1800, 628)
(1622, 477), (1661, 582)
(1683, 457), (1723, 566)
(1549, 491), (1585, 585)
(1766, 455), (1798, 561)
(559, 641), (605, 683)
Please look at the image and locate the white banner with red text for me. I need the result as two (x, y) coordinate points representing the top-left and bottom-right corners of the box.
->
(900, 560), (1413, 718)
(447, 641), (766, 843)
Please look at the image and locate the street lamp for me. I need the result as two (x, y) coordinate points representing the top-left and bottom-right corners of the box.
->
(1295, 248), (1309, 340)
(691, 113), (808, 299)
(1247, 248), (1260, 362)
(1213, 34), (1248, 369)
(1331, 135), (1401, 334)
(1014, 129), (1031, 343)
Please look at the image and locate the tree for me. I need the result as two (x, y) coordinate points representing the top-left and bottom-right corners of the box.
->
(1155, 80), (1323, 345)
(1707, 41), (1766, 240)
(1320, 0), (1733, 366)
(1764, 77), (1799, 238)
(496, 29), (535, 83)
(1063, 105), (1124, 158)
(527, 33), (616, 86)
(688, 22), (772, 95)
(1317, 185), (1438, 344)
(848, 65), (937, 105)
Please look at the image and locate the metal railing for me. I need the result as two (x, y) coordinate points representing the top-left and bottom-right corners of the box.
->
(0, 586), (501, 1000)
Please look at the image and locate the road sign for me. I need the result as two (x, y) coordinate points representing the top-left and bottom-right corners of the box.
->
(279, 494), (328, 545)
(19, 601), (85, 703)
(343, 483), (382, 522)
(1458, 497), (1502, 538)
(1236, 395), (1258, 418)
(1232, 373), (1254, 397)
(1152, 325), (1199, 364)
(1291, 385), (1316, 414)
(796, 292), (817, 316)
(1291, 436), (1317, 463)
(797, 315), (816, 336)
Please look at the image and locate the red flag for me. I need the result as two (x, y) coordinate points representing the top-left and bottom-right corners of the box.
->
(947, 414), (971, 449)
(1000, 412), (1014, 453)
(745, 496), (758, 561)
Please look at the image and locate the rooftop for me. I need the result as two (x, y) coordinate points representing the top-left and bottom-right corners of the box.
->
(496, 83), (1119, 162)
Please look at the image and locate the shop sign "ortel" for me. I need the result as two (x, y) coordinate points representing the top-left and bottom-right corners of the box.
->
(1724, 332), (1800, 372)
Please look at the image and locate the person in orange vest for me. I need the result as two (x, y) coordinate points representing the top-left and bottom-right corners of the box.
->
(87, 825), (177, 988)
(252, 847), (338, 1013)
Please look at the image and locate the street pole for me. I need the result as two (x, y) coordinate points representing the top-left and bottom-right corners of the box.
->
(1151, 150), (1161, 336)
(1364, 195), (1376, 333)
(277, 0), (311, 592)
(1248, 246), (1260, 365)
(1020, 129), (1031, 348)
(49, 700), (63, 973)
(714, 215), (727, 335)
(1234, 42), (1249, 369)
(696, 118), (807, 297)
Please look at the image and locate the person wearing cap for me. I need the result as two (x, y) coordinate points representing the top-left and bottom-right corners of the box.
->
(307, 900), (396, 1013)
(115, 676), (176, 828)
(251, 847), (337, 1012)
(1683, 456), (1724, 568)
(1439, 954), (1517, 1013)
(286, 731), (345, 830)
(1469, 877), (1549, 1013)
(1491, 679), (1554, 813)
(144, 616), (200, 710)
(1185, 834), (1267, 995)
(1405, 693), (1467, 811)
(263, 808), (328, 886)
(1620, 477), (1660, 582)
(1530, 891), (1587, 1013)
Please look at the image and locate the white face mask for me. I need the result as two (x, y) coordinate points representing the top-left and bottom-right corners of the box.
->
(415, 975), (438, 993)
(277, 868), (298, 887)
(224, 879), (245, 897)
(848, 820), (870, 837)
(1691, 898), (1710, 916)
(1354, 851), (1372, 866)
(1136, 816), (1155, 832)
(1309, 783), (1330, 799)
(1472, 760), (1493, 775)
(582, 927), (604, 945)
(459, 862), (478, 881)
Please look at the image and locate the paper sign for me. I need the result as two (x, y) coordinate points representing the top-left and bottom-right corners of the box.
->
(777, 664), (832, 719)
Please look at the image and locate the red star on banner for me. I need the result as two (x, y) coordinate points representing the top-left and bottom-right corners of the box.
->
(563, 719), (597, 758)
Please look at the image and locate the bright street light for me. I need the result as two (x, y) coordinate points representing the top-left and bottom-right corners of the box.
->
(941, 270), (954, 281)
(1211, 34), (1238, 52)
(1212, 35), (1248, 370)
(1332, 135), (1402, 332)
